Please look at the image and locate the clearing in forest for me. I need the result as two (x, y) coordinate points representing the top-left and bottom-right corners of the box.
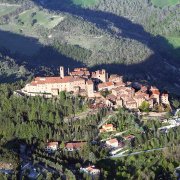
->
(18, 8), (64, 29)
(0, 5), (19, 17)
(151, 0), (180, 7)
(72, 0), (98, 7)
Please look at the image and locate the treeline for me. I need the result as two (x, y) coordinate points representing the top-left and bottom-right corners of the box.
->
(0, 83), (110, 143)
(0, 1), (34, 24)
(53, 41), (92, 64)
(52, 14), (152, 66)
(0, 54), (32, 82)
(96, 0), (179, 37)
(99, 146), (179, 179)
(0, 83), (109, 179)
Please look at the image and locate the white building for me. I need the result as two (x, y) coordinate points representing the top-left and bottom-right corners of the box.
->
(106, 138), (119, 148)
(80, 166), (100, 176)
(45, 142), (58, 152)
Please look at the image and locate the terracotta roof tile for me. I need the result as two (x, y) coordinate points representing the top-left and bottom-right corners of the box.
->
(65, 142), (86, 149)
(103, 124), (113, 128)
(106, 138), (118, 144)
(47, 142), (58, 147)
(30, 76), (84, 86)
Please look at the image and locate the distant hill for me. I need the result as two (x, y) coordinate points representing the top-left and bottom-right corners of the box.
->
(0, 0), (179, 94)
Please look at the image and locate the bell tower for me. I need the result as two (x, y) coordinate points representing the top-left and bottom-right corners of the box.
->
(60, 66), (64, 78)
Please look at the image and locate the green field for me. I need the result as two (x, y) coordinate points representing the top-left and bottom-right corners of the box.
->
(167, 36), (180, 48)
(0, 6), (65, 56)
(0, 5), (19, 17)
(72, 0), (98, 7)
(18, 8), (64, 29)
(151, 0), (180, 7)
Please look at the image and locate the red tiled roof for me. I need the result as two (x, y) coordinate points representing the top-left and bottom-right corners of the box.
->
(114, 82), (125, 87)
(151, 90), (160, 95)
(106, 138), (118, 144)
(74, 68), (88, 72)
(65, 142), (86, 149)
(87, 80), (93, 85)
(119, 94), (129, 99)
(106, 94), (116, 101)
(103, 124), (113, 128)
(135, 91), (148, 99)
(70, 71), (90, 76)
(124, 135), (135, 140)
(98, 82), (114, 89)
(30, 76), (84, 86)
(47, 142), (58, 147)
(126, 98), (136, 104)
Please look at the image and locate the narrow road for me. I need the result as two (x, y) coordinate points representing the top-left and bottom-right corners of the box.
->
(110, 147), (166, 159)
(98, 111), (118, 128)
(64, 109), (98, 123)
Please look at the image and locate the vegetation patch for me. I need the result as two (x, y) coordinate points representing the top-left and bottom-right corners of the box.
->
(166, 36), (180, 48)
(151, 0), (180, 8)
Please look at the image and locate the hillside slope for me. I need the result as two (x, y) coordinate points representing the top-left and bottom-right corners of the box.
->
(0, 0), (179, 94)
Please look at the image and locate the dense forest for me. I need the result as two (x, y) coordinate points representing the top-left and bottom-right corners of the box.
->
(0, 0), (179, 179)
(0, 83), (179, 179)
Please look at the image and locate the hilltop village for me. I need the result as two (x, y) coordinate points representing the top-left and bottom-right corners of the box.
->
(21, 66), (169, 110)
(2, 67), (180, 179)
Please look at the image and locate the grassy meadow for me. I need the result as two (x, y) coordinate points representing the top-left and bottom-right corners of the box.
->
(72, 0), (98, 7)
(151, 0), (180, 7)
(0, 5), (19, 17)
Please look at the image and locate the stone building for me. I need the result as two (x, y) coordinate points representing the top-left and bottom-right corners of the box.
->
(86, 80), (94, 98)
(161, 93), (169, 105)
(98, 82), (114, 91)
(92, 69), (107, 82)
(109, 74), (123, 83)
(23, 67), (88, 97)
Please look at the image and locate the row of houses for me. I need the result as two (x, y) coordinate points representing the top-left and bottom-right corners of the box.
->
(100, 85), (169, 110)
(45, 141), (86, 153)
(45, 141), (100, 177)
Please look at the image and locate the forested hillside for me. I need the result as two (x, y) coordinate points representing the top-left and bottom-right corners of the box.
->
(0, 0), (179, 94)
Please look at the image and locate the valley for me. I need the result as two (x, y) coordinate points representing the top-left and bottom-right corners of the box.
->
(0, 0), (179, 94)
(0, 1), (180, 179)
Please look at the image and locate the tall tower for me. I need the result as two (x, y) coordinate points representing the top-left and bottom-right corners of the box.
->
(102, 69), (107, 82)
(60, 66), (64, 78)
(86, 80), (94, 98)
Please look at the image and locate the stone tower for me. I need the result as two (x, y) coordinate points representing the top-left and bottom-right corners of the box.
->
(60, 66), (64, 78)
(86, 80), (94, 98)
(101, 69), (107, 82)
